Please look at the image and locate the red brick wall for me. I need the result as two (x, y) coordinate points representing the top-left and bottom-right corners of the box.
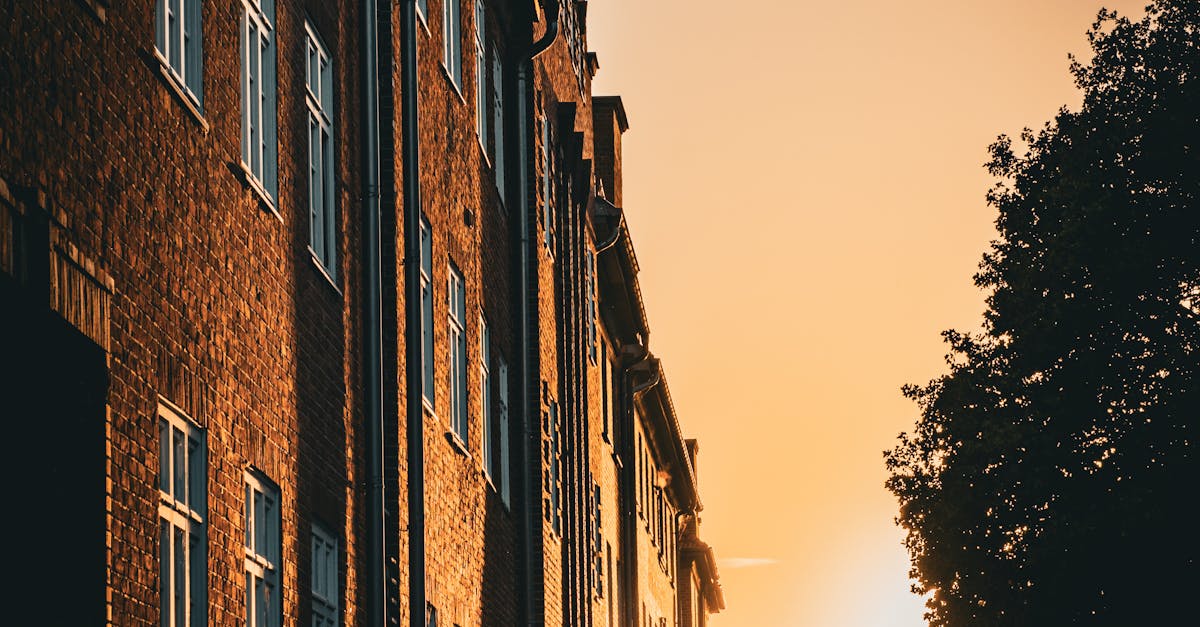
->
(0, 1), (367, 625)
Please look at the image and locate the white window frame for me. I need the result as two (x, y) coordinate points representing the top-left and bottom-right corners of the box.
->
(593, 482), (604, 597)
(498, 356), (511, 505)
(547, 399), (562, 535)
(155, 0), (204, 108)
(311, 524), (339, 627)
(541, 114), (554, 254)
(473, 0), (487, 147)
(245, 471), (281, 627)
(491, 45), (505, 203)
(416, 0), (428, 24)
(240, 0), (277, 201)
(306, 23), (337, 280)
(158, 400), (207, 627)
(442, 0), (462, 88)
(420, 216), (435, 407)
(601, 342), (613, 443)
(480, 314), (495, 479)
(448, 262), (467, 443)
(586, 250), (597, 362)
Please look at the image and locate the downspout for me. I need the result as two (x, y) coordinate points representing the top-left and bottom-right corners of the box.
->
(361, 0), (386, 624)
(619, 340), (650, 627)
(400, 1), (426, 626)
(673, 509), (693, 627)
(517, 3), (559, 626)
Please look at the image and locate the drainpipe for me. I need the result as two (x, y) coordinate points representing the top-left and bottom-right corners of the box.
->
(400, 0), (426, 626)
(361, 0), (386, 624)
(619, 340), (650, 627)
(517, 3), (559, 626)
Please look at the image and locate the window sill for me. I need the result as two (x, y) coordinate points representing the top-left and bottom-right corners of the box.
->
(152, 51), (208, 133)
(444, 429), (470, 457)
(234, 162), (281, 221)
(307, 248), (342, 295)
(439, 64), (467, 105)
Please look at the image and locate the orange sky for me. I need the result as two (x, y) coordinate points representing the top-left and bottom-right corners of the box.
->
(587, 1), (1149, 625)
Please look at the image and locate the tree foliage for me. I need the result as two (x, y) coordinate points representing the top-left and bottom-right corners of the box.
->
(886, 2), (1200, 624)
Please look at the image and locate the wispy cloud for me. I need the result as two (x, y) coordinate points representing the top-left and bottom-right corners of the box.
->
(719, 557), (778, 569)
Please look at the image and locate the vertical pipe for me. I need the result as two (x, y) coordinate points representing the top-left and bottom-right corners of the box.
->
(361, 0), (386, 623)
(518, 4), (560, 626)
(399, 1), (426, 626)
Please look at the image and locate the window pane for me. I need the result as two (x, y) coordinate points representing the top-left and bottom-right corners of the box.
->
(245, 483), (253, 548)
(159, 419), (170, 494)
(174, 527), (186, 627)
(255, 489), (265, 555)
(189, 435), (203, 517)
(173, 427), (186, 501)
(160, 519), (171, 627)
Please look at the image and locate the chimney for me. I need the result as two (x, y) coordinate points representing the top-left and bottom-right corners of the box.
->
(592, 96), (628, 208)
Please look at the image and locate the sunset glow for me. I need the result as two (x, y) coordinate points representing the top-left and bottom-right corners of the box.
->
(588, 1), (1150, 624)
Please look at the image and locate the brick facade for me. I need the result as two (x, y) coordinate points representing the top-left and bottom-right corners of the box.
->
(0, 1), (722, 626)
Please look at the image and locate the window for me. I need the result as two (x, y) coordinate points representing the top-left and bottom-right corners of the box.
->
(420, 216), (434, 406)
(245, 472), (281, 627)
(498, 356), (511, 505)
(541, 114), (554, 254)
(592, 482), (604, 596)
(241, 0), (277, 200)
(586, 250), (597, 362)
(473, 0), (486, 144)
(311, 525), (338, 627)
(491, 47), (505, 202)
(601, 343), (613, 443)
(480, 315), (495, 478)
(545, 399), (562, 535)
(448, 263), (467, 443)
(155, 0), (204, 107)
(416, 0), (428, 23)
(442, 0), (462, 88)
(158, 402), (206, 627)
(306, 24), (337, 279)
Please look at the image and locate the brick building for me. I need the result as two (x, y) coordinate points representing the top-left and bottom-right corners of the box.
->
(0, 1), (722, 626)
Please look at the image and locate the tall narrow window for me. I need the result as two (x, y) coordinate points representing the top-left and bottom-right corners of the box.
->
(158, 402), (206, 627)
(306, 24), (337, 280)
(601, 343), (613, 443)
(420, 216), (434, 406)
(311, 525), (339, 627)
(155, 0), (204, 107)
(473, 0), (486, 144)
(491, 48), (506, 202)
(448, 263), (467, 442)
(245, 472), (281, 627)
(593, 482), (604, 596)
(541, 115), (554, 254)
(442, 0), (462, 87)
(241, 0), (277, 200)
(546, 399), (562, 535)
(586, 250), (597, 362)
(480, 315), (495, 479)
(498, 356), (511, 505)
(416, 0), (428, 23)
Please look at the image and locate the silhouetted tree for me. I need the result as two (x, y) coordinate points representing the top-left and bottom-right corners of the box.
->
(886, 2), (1200, 624)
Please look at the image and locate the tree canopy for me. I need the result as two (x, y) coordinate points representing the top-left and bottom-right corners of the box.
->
(886, 2), (1200, 624)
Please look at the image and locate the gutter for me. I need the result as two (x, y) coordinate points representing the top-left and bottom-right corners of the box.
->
(360, 0), (386, 623)
(399, 1), (426, 626)
(517, 3), (559, 626)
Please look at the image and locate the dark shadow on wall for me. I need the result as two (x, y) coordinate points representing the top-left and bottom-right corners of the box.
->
(1, 272), (109, 626)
